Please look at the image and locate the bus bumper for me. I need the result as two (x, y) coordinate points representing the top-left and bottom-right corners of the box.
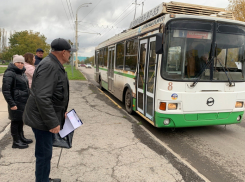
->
(154, 111), (244, 128)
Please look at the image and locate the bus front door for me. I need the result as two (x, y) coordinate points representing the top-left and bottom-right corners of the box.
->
(108, 48), (115, 92)
(137, 38), (157, 121)
(137, 39), (148, 114)
(145, 37), (156, 120)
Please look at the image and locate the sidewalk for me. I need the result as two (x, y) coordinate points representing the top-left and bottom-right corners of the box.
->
(0, 75), (10, 140)
(0, 80), (205, 182)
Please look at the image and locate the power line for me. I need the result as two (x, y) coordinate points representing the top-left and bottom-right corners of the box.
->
(115, 5), (138, 26)
(66, 0), (75, 30)
(91, 0), (136, 42)
(96, 2), (135, 41)
(115, 0), (147, 26)
(68, 0), (75, 20)
(97, 0), (146, 43)
(75, 2), (100, 48)
(79, 21), (122, 29)
(61, 0), (74, 32)
(97, 6), (136, 41)
(80, 0), (103, 22)
(98, 7), (135, 41)
(112, 4), (134, 25)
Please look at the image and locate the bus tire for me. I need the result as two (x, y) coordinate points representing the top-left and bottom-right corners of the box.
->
(125, 89), (133, 114)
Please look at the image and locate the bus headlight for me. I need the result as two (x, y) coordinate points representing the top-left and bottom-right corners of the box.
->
(168, 103), (177, 110)
(235, 102), (243, 108)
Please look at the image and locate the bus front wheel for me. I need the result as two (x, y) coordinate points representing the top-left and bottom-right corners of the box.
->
(125, 89), (133, 114)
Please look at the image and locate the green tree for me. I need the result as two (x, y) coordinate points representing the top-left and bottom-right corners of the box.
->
(228, 0), (245, 21)
(2, 30), (50, 60)
(84, 57), (90, 64)
(89, 56), (94, 66)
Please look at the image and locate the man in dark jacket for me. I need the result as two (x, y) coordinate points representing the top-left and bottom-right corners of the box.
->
(23, 38), (76, 182)
(34, 48), (44, 66)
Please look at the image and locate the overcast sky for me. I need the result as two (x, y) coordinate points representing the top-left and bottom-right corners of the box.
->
(0, 0), (230, 57)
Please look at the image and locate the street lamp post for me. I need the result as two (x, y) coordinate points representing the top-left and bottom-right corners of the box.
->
(75, 3), (92, 69)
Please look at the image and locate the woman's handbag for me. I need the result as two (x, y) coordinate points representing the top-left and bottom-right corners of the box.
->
(53, 131), (74, 149)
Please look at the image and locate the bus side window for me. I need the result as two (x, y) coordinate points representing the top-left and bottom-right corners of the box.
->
(125, 39), (138, 72)
(99, 49), (104, 67)
(104, 47), (108, 67)
(116, 42), (124, 70)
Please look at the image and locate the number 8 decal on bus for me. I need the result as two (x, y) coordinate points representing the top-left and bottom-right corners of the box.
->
(168, 82), (173, 91)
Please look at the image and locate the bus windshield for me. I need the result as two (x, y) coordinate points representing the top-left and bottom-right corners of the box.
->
(162, 20), (245, 82)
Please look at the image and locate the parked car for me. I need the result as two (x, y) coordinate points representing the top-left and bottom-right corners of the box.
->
(80, 64), (86, 67)
(86, 64), (92, 68)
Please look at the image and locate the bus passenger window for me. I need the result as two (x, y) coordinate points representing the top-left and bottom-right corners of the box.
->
(99, 49), (104, 67)
(104, 47), (108, 67)
(125, 39), (138, 72)
(116, 42), (124, 70)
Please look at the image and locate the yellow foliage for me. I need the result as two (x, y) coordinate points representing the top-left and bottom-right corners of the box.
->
(228, 0), (245, 21)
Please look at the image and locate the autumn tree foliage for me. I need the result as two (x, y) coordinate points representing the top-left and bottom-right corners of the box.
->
(228, 0), (245, 21)
(89, 56), (94, 65)
(1, 30), (50, 60)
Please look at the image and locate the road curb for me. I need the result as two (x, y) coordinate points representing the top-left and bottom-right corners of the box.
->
(78, 69), (88, 81)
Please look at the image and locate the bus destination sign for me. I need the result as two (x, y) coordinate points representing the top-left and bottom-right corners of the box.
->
(129, 3), (163, 29)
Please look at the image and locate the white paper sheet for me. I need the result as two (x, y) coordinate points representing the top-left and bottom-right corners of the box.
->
(235, 62), (242, 69)
(67, 110), (82, 129)
(59, 109), (82, 138)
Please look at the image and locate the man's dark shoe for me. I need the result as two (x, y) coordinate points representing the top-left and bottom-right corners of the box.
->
(49, 178), (61, 182)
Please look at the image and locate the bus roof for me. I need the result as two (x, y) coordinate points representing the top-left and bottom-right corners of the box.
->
(129, 1), (234, 29)
(96, 2), (235, 50)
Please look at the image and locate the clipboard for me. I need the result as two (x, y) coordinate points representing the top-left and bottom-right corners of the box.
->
(59, 109), (83, 138)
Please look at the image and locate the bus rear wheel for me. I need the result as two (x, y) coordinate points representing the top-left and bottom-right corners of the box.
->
(125, 89), (133, 114)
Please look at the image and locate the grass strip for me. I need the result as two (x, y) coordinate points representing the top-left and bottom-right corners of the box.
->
(0, 67), (7, 74)
(1, 65), (86, 81)
(64, 65), (86, 80)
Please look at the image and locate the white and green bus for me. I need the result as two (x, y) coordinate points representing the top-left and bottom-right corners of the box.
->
(94, 2), (245, 128)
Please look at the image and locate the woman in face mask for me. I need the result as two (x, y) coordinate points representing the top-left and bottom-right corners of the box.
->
(2, 55), (33, 149)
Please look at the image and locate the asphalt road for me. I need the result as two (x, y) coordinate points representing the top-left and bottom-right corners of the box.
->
(79, 67), (245, 182)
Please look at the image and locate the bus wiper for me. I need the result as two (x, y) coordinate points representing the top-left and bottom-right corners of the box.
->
(190, 42), (214, 88)
(190, 58), (213, 87)
(217, 59), (235, 87)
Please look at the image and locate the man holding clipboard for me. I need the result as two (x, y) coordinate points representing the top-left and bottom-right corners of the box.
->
(23, 38), (76, 182)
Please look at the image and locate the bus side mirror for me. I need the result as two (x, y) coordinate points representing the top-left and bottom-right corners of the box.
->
(156, 33), (163, 54)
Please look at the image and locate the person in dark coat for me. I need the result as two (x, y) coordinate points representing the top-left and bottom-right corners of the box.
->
(196, 52), (209, 73)
(2, 55), (33, 149)
(34, 48), (44, 66)
(23, 38), (76, 182)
